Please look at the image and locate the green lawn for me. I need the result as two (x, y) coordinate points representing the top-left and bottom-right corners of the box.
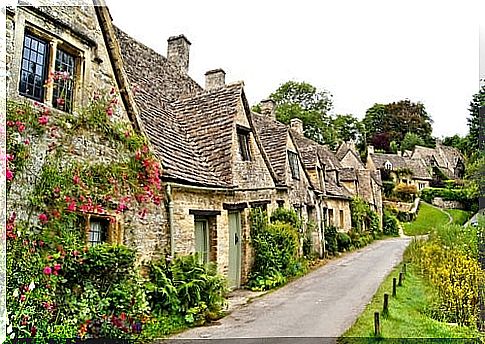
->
(342, 263), (480, 339)
(403, 202), (450, 236)
(445, 209), (472, 225)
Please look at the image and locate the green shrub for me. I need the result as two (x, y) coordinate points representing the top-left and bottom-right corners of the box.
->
(382, 181), (395, 197)
(248, 208), (302, 290)
(270, 207), (302, 231)
(324, 225), (338, 255)
(420, 187), (477, 211)
(383, 210), (400, 236)
(394, 183), (417, 202)
(337, 232), (352, 252)
(147, 255), (227, 327)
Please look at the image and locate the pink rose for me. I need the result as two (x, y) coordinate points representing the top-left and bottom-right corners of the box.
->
(54, 264), (61, 271)
(38, 115), (49, 125)
(43, 266), (52, 275)
(6, 168), (13, 181)
(38, 213), (48, 224)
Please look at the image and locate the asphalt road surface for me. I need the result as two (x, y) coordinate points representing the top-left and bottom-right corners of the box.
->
(169, 236), (411, 341)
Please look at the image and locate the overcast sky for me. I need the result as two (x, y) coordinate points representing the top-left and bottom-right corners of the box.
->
(105, 0), (484, 138)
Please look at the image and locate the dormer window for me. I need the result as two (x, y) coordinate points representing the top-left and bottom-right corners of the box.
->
(384, 160), (392, 170)
(237, 127), (251, 161)
(288, 151), (300, 180)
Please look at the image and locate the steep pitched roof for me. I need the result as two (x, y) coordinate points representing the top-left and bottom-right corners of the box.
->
(412, 144), (464, 179)
(290, 131), (342, 171)
(335, 142), (364, 167)
(172, 83), (245, 186)
(340, 167), (357, 181)
(369, 153), (432, 180)
(251, 113), (289, 185)
(325, 179), (353, 200)
(369, 153), (408, 170)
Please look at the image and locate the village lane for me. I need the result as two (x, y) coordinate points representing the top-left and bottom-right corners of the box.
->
(169, 236), (411, 340)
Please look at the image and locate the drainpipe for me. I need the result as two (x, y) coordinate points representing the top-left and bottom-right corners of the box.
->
(166, 184), (175, 257)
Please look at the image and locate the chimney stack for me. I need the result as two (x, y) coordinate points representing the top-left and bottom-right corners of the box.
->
(290, 118), (304, 135)
(205, 69), (226, 90)
(167, 35), (191, 74)
(260, 99), (275, 118)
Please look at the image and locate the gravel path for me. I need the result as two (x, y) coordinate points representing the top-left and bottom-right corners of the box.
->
(167, 236), (411, 340)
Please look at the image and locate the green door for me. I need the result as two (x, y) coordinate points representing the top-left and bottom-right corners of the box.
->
(228, 211), (242, 288)
(195, 220), (209, 264)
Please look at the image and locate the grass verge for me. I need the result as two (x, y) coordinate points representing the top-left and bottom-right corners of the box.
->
(445, 209), (472, 225)
(342, 262), (480, 339)
(403, 202), (450, 236)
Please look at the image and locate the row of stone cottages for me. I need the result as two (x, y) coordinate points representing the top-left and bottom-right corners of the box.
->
(6, 3), (383, 288)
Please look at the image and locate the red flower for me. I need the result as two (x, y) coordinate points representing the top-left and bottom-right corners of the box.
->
(53, 270), (58, 276)
(73, 175), (80, 185)
(6, 168), (13, 181)
(67, 201), (76, 212)
(24, 139), (30, 145)
(56, 98), (65, 106)
(106, 107), (113, 116)
(6, 154), (14, 162)
(31, 325), (37, 336)
(38, 115), (49, 125)
(20, 294), (26, 302)
(54, 264), (61, 271)
(52, 209), (61, 219)
(43, 266), (52, 275)
(38, 213), (48, 224)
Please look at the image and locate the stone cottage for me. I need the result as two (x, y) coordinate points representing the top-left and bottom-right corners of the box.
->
(335, 142), (383, 219)
(410, 142), (465, 181)
(289, 121), (353, 233)
(6, 4), (166, 262)
(251, 102), (321, 253)
(107, 15), (285, 288)
(366, 146), (432, 191)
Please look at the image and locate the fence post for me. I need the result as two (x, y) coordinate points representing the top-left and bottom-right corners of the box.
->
(403, 263), (407, 274)
(398, 272), (403, 286)
(383, 293), (389, 317)
(392, 277), (397, 297)
(374, 312), (380, 336)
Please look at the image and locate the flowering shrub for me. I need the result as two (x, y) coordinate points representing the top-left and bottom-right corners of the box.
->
(6, 94), (163, 339)
(406, 221), (484, 327)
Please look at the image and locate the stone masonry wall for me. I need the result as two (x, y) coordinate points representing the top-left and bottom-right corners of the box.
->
(6, 5), (167, 263)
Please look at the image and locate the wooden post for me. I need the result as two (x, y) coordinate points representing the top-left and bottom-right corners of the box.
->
(383, 293), (389, 316)
(374, 312), (380, 336)
(392, 277), (397, 297)
(399, 272), (403, 286)
(403, 263), (407, 274)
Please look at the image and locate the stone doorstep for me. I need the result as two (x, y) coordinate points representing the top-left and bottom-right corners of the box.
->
(224, 289), (268, 313)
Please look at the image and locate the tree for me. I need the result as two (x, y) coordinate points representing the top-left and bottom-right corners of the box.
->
(268, 81), (335, 147)
(363, 99), (433, 152)
(401, 132), (425, 153)
(466, 84), (485, 155)
(332, 114), (365, 145)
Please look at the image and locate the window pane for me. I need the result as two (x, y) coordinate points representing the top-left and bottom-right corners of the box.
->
(19, 34), (47, 101)
(53, 49), (75, 113)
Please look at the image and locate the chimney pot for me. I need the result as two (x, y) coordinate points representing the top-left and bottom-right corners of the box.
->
(167, 34), (191, 74)
(205, 69), (226, 90)
(290, 118), (304, 135)
(260, 99), (275, 118)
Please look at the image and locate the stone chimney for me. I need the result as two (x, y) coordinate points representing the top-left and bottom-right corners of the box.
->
(167, 34), (191, 74)
(368, 145), (375, 154)
(260, 99), (275, 118)
(290, 118), (304, 135)
(205, 69), (226, 90)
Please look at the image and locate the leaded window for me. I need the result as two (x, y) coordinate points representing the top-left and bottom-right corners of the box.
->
(237, 129), (251, 161)
(53, 49), (75, 113)
(19, 34), (48, 101)
(88, 219), (108, 246)
(288, 151), (300, 180)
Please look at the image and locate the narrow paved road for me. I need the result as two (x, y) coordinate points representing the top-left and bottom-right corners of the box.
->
(171, 236), (411, 340)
